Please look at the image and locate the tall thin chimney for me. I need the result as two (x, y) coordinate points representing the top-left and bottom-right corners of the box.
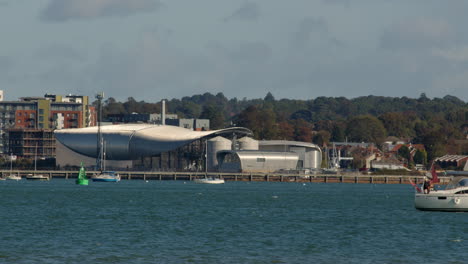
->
(161, 100), (166, 125)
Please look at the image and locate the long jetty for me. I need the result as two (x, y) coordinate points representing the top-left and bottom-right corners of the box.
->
(0, 170), (451, 184)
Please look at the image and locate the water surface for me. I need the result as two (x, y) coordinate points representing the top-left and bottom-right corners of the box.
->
(0, 180), (466, 263)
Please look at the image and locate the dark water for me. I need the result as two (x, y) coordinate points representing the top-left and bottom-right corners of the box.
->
(0, 180), (466, 264)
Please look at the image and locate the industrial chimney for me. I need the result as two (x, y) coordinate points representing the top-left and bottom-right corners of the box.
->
(161, 100), (166, 125)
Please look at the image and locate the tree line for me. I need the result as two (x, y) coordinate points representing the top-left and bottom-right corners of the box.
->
(98, 92), (468, 163)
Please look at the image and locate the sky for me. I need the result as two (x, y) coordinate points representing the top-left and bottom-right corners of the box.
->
(1, 0), (468, 102)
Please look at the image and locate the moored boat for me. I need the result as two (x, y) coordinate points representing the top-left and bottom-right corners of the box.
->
(194, 177), (225, 184)
(91, 171), (120, 182)
(6, 173), (21, 181)
(26, 174), (49, 181)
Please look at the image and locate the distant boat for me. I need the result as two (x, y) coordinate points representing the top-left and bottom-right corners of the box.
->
(91, 171), (120, 182)
(91, 92), (120, 183)
(26, 174), (49, 181)
(194, 177), (225, 184)
(5, 154), (21, 181)
(26, 143), (49, 181)
(6, 173), (21, 181)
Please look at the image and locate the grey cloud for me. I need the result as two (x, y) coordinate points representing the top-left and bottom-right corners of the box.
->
(41, 0), (163, 22)
(224, 2), (260, 22)
(0, 56), (13, 72)
(294, 17), (328, 47)
(34, 44), (85, 62)
(228, 42), (272, 63)
(321, 0), (350, 7)
(291, 17), (344, 50)
(380, 18), (454, 51)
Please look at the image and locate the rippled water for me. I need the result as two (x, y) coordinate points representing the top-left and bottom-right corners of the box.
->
(0, 180), (467, 263)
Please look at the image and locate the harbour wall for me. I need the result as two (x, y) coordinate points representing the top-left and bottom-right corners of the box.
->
(0, 170), (452, 184)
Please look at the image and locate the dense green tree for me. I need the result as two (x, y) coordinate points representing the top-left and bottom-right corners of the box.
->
(331, 123), (345, 142)
(346, 115), (387, 145)
(312, 130), (331, 147)
(293, 119), (313, 142)
(413, 149), (427, 165)
(200, 105), (225, 129)
(98, 94), (467, 158)
(277, 121), (295, 140)
(397, 145), (411, 162)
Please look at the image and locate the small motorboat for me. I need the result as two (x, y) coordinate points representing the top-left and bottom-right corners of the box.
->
(194, 177), (225, 184)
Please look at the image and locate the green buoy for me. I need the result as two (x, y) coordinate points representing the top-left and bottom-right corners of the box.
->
(76, 162), (89, 185)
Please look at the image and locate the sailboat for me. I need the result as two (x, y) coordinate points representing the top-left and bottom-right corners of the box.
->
(193, 139), (224, 184)
(91, 92), (120, 183)
(26, 143), (49, 181)
(5, 153), (21, 181)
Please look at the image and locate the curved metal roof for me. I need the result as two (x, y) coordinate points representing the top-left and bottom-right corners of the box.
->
(258, 140), (321, 150)
(55, 124), (252, 160)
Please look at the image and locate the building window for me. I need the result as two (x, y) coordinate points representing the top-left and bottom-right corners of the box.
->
(39, 109), (44, 115)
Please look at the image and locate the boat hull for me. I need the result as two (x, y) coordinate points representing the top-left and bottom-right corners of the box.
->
(415, 193), (468, 212)
(6, 176), (21, 181)
(92, 178), (120, 182)
(194, 178), (225, 184)
(26, 175), (49, 181)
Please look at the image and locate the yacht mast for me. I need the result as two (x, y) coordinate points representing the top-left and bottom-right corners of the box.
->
(96, 92), (104, 171)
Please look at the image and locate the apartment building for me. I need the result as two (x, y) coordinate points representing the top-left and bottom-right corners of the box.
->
(0, 92), (96, 157)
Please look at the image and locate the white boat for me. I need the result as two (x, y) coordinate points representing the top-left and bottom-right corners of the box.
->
(91, 92), (120, 183)
(26, 144), (49, 181)
(412, 163), (468, 211)
(6, 173), (21, 181)
(26, 174), (49, 181)
(5, 154), (21, 180)
(414, 176), (468, 212)
(194, 177), (225, 184)
(91, 171), (120, 182)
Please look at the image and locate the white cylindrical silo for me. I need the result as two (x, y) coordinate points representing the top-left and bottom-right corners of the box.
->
(207, 136), (232, 171)
(238, 137), (259, 150)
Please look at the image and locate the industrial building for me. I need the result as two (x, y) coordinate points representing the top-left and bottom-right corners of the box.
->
(54, 124), (252, 170)
(211, 138), (322, 173)
(55, 125), (322, 172)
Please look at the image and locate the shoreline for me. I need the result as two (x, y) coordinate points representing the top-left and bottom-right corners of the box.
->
(0, 170), (451, 184)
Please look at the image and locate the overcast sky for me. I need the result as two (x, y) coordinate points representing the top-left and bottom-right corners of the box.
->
(1, 0), (468, 102)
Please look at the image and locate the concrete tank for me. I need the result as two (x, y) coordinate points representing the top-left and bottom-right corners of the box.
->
(237, 137), (259, 150)
(207, 136), (232, 171)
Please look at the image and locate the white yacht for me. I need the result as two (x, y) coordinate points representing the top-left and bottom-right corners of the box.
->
(6, 173), (21, 181)
(415, 176), (468, 212)
(91, 171), (121, 182)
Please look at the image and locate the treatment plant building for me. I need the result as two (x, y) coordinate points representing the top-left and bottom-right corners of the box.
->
(54, 124), (322, 172)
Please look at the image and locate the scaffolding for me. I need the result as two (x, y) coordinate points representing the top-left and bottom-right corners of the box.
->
(7, 129), (55, 159)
